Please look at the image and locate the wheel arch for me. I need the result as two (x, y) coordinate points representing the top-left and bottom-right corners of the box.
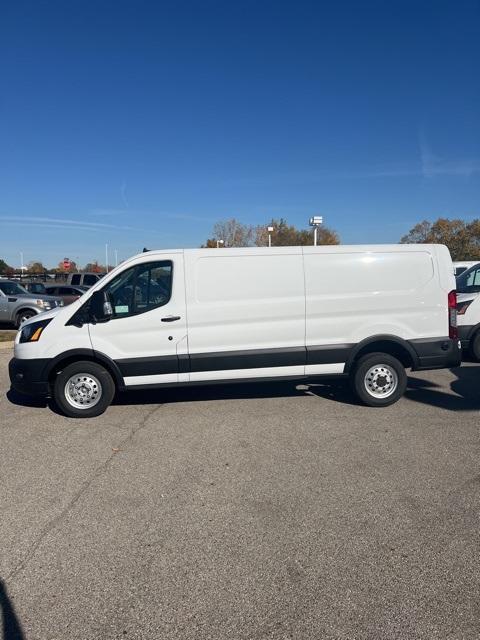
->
(344, 335), (418, 373)
(45, 349), (125, 391)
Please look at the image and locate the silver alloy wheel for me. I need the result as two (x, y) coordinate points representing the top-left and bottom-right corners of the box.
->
(19, 313), (34, 325)
(364, 364), (398, 399)
(64, 373), (102, 410)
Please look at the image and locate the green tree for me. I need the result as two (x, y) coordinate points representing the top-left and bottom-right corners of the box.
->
(0, 258), (13, 274)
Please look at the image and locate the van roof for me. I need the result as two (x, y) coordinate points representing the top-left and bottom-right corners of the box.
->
(127, 244), (445, 260)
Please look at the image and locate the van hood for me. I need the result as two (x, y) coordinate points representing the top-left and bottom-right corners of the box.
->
(21, 306), (63, 326)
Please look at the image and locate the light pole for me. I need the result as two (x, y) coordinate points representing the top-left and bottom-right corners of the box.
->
(105, 243), (109, 273)
(114, 249), (118, 266)
(267, 226), (274, 247)
(309, 216), (323, 246)
(216, 239), (224, 248)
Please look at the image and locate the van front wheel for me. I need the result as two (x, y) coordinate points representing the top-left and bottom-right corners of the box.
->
(53, 361), (115, 418)
(351, 352), (407, 407)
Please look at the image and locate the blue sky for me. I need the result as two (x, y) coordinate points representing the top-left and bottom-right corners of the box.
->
(1, 0), (479, 268)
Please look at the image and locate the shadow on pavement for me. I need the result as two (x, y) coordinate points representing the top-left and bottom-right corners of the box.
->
(404, 365), (480, 411)
(0, 579), (25, 640)
(6, 364), (480, 413)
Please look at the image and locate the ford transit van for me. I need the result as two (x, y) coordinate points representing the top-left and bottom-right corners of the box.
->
(9, 245), (461, 417)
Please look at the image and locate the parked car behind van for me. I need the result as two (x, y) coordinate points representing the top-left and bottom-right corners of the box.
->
(456, 263), (480, 359)
(65, 272), (104, 288)
(9, 244), (461, 417)
(45, 284), (86, 305)
(453, 261), (479, 277)
(22, 281), (48, 295)
(0, 280), (64, 327)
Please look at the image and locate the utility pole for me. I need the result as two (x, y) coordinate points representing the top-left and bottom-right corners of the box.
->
(309, 216), (323, 246)
(267, 226), (274, 247)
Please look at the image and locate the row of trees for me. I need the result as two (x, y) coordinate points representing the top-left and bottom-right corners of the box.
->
(202, 218), (340, 247)
(203, 216), (480, 260)
(0, 259), (110, 275)
(400, 218), (480, 260)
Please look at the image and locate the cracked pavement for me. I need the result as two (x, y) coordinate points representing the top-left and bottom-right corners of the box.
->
(1, 348), (480, 639)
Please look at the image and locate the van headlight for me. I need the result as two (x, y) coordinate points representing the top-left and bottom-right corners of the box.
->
(19, 318), (52, 343)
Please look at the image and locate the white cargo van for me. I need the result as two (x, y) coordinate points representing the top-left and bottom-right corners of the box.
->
(456, 262), (480, 359)
(9, 245), (461, 417)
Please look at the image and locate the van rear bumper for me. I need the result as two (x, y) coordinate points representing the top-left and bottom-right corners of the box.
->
(457, 325), (474, 349)
(408, 337), (462, 370)
(9, 357), (50, 396)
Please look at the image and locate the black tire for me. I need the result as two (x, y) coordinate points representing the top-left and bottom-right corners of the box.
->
(470, 331), (480, 361)
(351, 352), (407, 407)
(16, 309), (36, 328)
(52, 360), (115, 418)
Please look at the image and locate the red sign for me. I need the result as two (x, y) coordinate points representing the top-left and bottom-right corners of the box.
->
(63, 258), (71, 270)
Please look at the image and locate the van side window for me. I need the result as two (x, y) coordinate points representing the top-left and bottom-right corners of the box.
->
(103, 261), (172, 318)
(71, 274), (81, 285)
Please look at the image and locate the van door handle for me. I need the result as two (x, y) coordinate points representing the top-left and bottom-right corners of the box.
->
(161, 315), (181, 322)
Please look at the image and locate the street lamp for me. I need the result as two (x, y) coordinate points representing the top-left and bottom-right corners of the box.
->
(309, 216), (323, 246)
(267, 226), (274, 247)
(216, 239), (224, 248)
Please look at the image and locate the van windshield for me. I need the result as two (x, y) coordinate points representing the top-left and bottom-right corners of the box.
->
(456, 264), (480, 293)
(0, 282), (29, 296)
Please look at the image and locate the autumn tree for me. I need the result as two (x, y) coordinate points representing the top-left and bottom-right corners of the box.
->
(203, 217), (340, 248)
(202, 218), (255, 247)
(27, 261), (47, 273)
(255, 218), (340, 246)
(57, 259), (78, 273)
(400, 218), (480, 260)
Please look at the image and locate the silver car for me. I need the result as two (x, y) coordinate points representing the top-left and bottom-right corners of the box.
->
(0, 279), (64, 328)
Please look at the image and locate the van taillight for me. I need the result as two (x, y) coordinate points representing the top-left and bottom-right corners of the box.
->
(448, 290), (457, 339)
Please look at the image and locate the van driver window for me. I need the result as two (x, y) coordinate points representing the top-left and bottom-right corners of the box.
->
(103, 261), (173, 318)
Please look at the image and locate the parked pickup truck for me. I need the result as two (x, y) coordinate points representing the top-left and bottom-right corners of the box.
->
(0, 279), (64, 327)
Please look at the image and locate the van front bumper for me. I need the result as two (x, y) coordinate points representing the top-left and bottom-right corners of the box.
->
(9, 358), (50, 396)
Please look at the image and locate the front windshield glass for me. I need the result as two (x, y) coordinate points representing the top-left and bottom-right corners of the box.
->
(456, 264), (480, 293)
(0, 281), (29, 296)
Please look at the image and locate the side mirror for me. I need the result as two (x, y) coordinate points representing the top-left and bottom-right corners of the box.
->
(90, 290), (113, 323)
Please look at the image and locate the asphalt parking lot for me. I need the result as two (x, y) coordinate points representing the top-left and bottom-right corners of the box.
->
(1, 347), (479, 640)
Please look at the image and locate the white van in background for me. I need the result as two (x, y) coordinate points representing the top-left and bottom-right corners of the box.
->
(9, 244), (460, 417)
(456, 262), (480, 359)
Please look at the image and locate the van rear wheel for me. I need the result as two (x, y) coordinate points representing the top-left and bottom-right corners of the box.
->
(351, 352), (407, 407)
(53, 361), (115, 418)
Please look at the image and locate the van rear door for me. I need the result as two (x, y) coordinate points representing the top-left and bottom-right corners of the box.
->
(184, 248), (306, 381)
(87, 253), (187, 387)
